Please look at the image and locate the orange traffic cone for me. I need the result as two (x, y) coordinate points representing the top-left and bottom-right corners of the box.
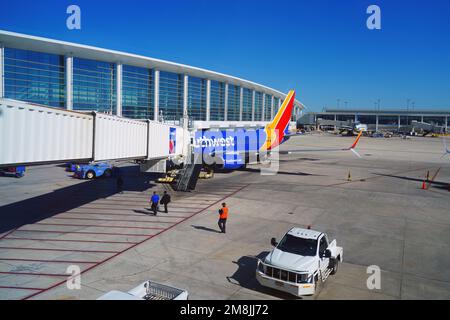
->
(421, 180), (427, 190)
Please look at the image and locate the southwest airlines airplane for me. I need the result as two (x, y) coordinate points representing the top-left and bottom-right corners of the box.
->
(193, 90), (362, 170)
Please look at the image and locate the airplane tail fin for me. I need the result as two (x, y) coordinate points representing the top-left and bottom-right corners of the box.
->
(261, 90), (296, 151)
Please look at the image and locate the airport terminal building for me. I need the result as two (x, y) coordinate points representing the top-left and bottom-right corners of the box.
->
(0, 30), (302, 128)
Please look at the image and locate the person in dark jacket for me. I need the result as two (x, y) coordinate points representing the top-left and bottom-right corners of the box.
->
(160, 191), (171, 213)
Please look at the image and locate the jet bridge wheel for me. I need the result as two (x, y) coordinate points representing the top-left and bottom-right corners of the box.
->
(86, 170), (96, 179)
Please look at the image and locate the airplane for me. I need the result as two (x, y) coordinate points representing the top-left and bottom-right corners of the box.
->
(193, 90), (363, 170)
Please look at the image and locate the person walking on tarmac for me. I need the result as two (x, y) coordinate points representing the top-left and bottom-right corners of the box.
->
(160, 191), (171, 213)
(218, 202), (228, 234)
(150, 191), (160, 215)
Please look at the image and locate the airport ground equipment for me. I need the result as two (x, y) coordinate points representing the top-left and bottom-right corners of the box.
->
(97, 280), (188, 300)
(73, 162), (113, 179)
(157, 169), (178, 183)
(174, 154), (203, 192)
(0, 99), (188, 168)
(199, 168), (214, 179)
(0, 166), (25, 178)
(256, 227), (343, 297)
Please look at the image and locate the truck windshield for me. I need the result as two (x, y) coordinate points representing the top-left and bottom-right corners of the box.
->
(277, 234), (317, 256)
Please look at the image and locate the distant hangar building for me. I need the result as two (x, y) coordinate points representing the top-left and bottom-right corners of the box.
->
(0, 30), (303, 128)
(301, 108), (450, 132)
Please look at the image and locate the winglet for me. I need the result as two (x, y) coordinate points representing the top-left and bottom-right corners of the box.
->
(346, 131), (363, 158)
(350, 131), (363, 150)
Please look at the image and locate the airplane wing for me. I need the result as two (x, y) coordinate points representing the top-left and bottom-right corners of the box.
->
(279, 131), (363, 158)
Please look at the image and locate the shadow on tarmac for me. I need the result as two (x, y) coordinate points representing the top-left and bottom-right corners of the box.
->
(191, 225), (222, 233)
(0, 165), (158, 233)
(241, 167), (319, 177)
(375, 173), (449, 188)
(227, 252), (302, 300)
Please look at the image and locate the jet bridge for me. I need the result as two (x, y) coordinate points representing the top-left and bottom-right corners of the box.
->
(0, 99), (189, 167)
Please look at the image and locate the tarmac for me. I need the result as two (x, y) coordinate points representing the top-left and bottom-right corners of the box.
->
(0, 133), (449, 300)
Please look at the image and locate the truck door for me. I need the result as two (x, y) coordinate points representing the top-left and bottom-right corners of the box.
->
(318, 235), (329, 280)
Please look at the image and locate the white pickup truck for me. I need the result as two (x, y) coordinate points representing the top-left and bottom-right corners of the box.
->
(256, 227), (343, 297)
(97, 280), (189, 300)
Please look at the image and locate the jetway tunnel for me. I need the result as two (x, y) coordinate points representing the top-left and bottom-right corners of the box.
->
(0, 99), (189, 168)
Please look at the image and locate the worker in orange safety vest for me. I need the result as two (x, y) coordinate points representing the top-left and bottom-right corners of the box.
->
(218, 202), (228, 234)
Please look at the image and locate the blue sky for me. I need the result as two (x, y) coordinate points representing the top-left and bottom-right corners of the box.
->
(1, 0), (449, 111)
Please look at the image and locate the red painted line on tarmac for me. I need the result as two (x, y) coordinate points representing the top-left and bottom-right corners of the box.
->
(0, 258), (98, 264)
(60, 212), (189, 219)
(15, 229), (159, 236)
(34, 222), (165, 230)
(61, 211), (152, 217)
(48, 216), (175, 224)
(0, 246), (120, 253)
(21, 185), (248, 300)
(3, 237), (139, 245)
(0, 271), (68, 277)
(0, 286), (44, 291)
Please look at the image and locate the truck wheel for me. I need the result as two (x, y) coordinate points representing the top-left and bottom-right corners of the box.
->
(103, 169), (112, 178)
(86, 171), (96, 179)
(331, 259), (339, 275)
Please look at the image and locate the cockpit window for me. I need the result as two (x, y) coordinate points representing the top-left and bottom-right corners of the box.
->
(277, 234), (318, 256)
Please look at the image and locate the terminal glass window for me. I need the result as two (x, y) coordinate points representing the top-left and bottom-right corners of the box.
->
(210, 80), (225, 121)
(227, 84), (240, 121)
(159, 71), (184, 122)
(242, 88), (253, 121)
(358, 115), (376, 124)
(337, 115), (355, 122)
(400, 116), (422, 125)
(4, 48), (65, 107)
(273, 97), (280, 117)
(423, 116), (445, 126)
(122, 65), (154, 119)
(254, 91), (263, 121)
(317, 114), (335, 120)
(264, 94), (272, 121)
(187, 76), (207, 121)
(73, 58), (116, 113)
(378, 116), (398, 125)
